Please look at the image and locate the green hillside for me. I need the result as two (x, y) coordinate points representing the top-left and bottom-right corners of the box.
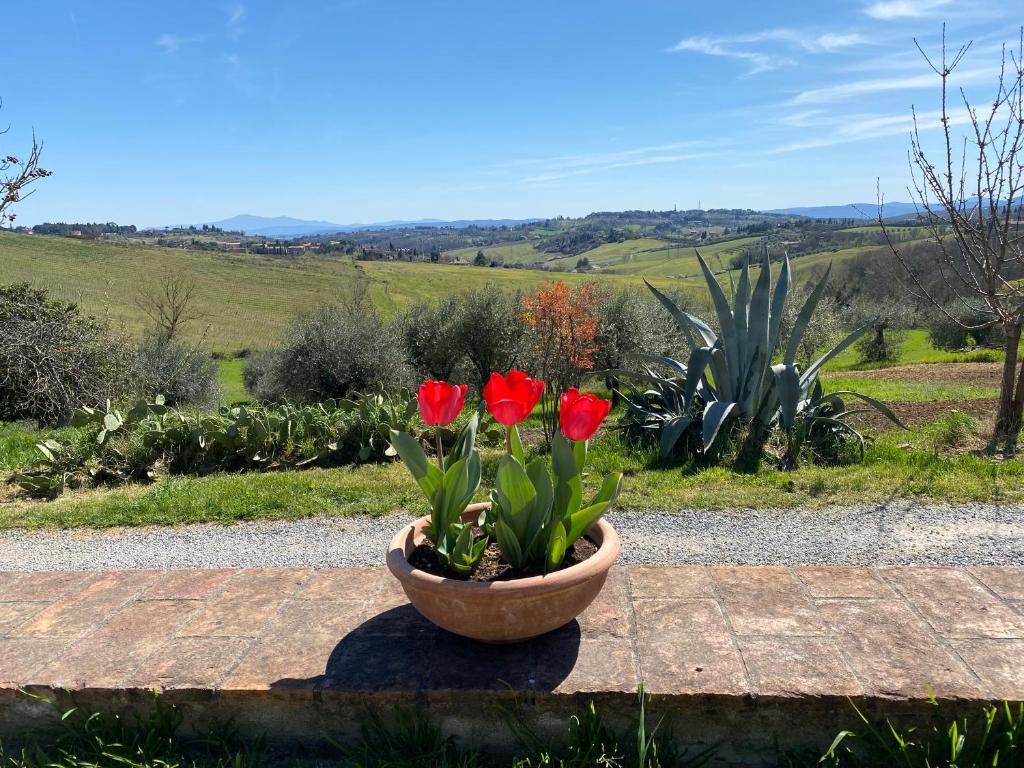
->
(1, 230), (899, 355)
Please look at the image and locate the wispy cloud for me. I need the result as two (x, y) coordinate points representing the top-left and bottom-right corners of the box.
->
(156, 33), (204, 53)
(788, 66), (993, 104)
(504, 141), (722, 183)
(671, 28), (866, 75)
(672, 36), (792, 75)
(863, 0), (953, 20)
(225, 3), (247, 38)
(769, 106), (972, 152)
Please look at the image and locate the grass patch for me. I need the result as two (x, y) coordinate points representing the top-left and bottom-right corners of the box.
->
(4, 418), (1023, 529)
(826, 329), (1007, 372)
(6, 692), (1021, 768)
(820, 375), (999, 402)
(0, 423), (46, 473)
(217, 357), (250, 403)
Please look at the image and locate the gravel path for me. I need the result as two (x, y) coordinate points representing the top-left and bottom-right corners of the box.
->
(1, 501), (1022, 571)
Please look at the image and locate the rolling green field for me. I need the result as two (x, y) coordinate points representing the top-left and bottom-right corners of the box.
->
(0, 232), (685, 352)
(0, 229), (927, 357)
(443, 240), (545, 266)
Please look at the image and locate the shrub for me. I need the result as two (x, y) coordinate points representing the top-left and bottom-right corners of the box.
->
(135, 335), (221, 407)
(0, 283), (136, 425)
(13, 391), (423, 497)
(926, 305), (974, 350)
(452, 285), (528, 391)
(398, 295), (465, 380)
(844, 297), (913, 364)
(245, 285), (409, 402)
(520, 281), (605, 443)
(854, 326), (906, 364)
(594, 288), (682, 394)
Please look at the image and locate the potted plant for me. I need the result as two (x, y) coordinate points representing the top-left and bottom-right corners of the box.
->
(386, 371), (622, 643)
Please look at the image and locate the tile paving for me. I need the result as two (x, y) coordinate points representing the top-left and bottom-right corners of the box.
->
(0, 565), (1021, 702)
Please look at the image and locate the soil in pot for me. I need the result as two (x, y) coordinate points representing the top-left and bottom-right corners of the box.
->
(408, 527), (599, 582)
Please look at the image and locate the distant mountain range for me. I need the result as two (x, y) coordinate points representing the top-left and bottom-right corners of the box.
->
(195, 214), (542, 237)
(763, 202), (920, 220)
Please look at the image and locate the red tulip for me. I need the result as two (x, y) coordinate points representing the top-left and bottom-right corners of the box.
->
(417, 380), (468, 427)
(560, 387), (611, 441)
(483, 370), (545, 426)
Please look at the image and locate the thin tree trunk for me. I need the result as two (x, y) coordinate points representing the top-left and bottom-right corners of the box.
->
(994, 322), (1023, 449)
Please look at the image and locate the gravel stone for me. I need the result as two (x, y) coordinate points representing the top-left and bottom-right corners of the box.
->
(1, 500), (1022, 571)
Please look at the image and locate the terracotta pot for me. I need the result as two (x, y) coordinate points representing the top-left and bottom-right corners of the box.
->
(386, 502), (620, 643)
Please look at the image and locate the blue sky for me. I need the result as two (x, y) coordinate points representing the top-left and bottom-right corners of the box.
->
(2, 0), (1017, 226)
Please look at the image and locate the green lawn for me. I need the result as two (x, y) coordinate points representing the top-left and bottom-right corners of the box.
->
(821, 373), (999, 402)
(217, 358), (251, 403)
(2, 417), (1020, 529)
(825, 328), (1005, 371)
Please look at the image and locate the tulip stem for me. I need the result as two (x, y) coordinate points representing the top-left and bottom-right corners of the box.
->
(505, 426), (512, 457)
(435, 431), (445, 473)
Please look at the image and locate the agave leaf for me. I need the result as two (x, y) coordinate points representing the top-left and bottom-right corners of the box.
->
(747, 250), (773, 399)
(826, 390), (908, 429)
(683, 347), (713, 403)
(801, 317), (877, 387)
(633, 352), (689, 378)
(768, 252), (792, 359)
(696, 251), (738, 376)
(784, 262), (832, 366)
(644, 280), (717, 347)
(708, 346), (732, 402)
(772, 364), (803, 432)
(733, 259), (751, 355)
(702, 400), (736, 451)
(659, 417), (693, 456)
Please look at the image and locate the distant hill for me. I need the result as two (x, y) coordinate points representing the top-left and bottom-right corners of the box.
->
(195, 214), (542, 238)
(764, 202), (920, 220)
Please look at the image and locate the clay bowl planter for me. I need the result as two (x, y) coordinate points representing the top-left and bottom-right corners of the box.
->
(386, 502), (620, 643)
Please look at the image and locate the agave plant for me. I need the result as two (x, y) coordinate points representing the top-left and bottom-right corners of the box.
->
(631, 248), (903, 461)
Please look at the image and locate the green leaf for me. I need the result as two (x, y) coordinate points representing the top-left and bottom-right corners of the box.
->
(495, 455), (536, 518)
(546, 522), (568, 573)
(525, 459), (555, 557)
(103, 412), (121, 432)
(509, 424), (525, 465)
(567, 472), (622, 544)
(450, 412), (479, 463)
(389, 430), (430, 481)
(494, 517), (524, 569)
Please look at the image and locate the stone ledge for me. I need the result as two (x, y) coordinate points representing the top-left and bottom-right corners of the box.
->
(1, 565), (1022, 765)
